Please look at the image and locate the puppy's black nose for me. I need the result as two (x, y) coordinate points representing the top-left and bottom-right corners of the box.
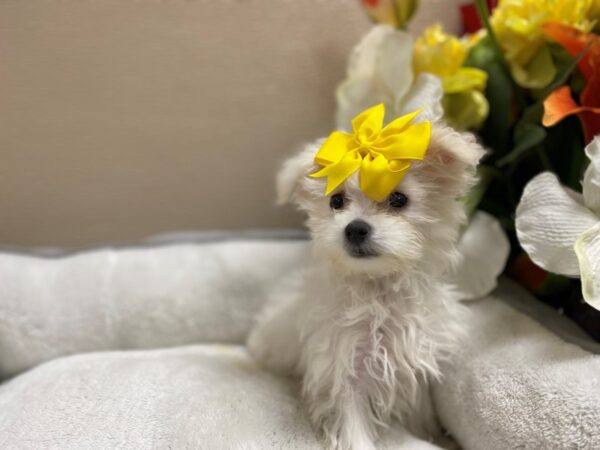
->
(344, 220), (372, 245)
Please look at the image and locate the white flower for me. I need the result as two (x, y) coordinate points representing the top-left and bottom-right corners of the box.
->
(451, 211), (511, 300)
(516, 136), (600, 309)
(335, 25), (443, 130)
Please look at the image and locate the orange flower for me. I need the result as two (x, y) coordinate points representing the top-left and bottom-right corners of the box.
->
(542, 23), (600, 143)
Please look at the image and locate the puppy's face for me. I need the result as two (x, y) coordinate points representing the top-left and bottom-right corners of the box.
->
(278, 125), (484, 276)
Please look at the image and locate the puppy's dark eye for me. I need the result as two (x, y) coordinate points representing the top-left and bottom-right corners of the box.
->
(330, 193), (345, 210)
(389, 192), (408, 208)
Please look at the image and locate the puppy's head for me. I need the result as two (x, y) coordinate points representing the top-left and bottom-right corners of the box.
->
(278, 125), (484, 276)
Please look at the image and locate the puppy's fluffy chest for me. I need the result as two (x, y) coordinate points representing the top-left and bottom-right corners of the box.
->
(299, 267), (453, 420)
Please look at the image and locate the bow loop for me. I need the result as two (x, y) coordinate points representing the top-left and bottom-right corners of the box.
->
(371, 122), (431, 160)
(314, 132), (355, 166)
(352, 103), (385, 144)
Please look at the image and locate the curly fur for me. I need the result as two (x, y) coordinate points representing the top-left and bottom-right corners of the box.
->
(248, 124), (484, 449)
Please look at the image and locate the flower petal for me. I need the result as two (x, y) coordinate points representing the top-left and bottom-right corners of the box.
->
(442, 67), (488, 94)
(510, 45), (556, 89)
(580, 111), (600, 145)
(583, 135), (600, 213)
(346, 24), (386, 80)
(516, 172), (598, 276)
(398, 73), (444, 123)
(575, 222), (600, 310)
(336, 77), (388, 133)
(581, 61), (600, 108)
(542, 86), (580, 127)
(542, 22), (594, 80)
(336, 25), (387, 132)
(542, 87), (600, 142)
(336, 25), (414, 131)
(580, 55), (600, 142)
(375, 27), (414, 109)
(451, 211), (510, 300)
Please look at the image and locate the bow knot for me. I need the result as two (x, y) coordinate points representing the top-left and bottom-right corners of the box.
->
(309, 104), (431, 202)
(358, 142), (372, 156)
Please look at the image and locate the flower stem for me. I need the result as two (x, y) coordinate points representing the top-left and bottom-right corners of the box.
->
(473, 0), (526, 109)
(473, 0), (502, 59)
(534, 144), (553, 171)
(567, 142), (585, 190)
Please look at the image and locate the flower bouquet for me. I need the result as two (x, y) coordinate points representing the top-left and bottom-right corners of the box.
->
(342, 0), (600, 339)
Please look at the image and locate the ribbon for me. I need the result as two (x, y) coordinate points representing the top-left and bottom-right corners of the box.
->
(309, 104), (431, 202)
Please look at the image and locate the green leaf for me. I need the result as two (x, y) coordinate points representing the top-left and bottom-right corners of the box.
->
(480, 59), (514, 155)
(538, 41), (591, 100)
(472, 0), (510, 76)
(496, 124), (547, 167)
(465, 36), (514, 155)
(464, 35), (495, 68)
(472, 0), (527, 109)
(463, 165), (495, 217)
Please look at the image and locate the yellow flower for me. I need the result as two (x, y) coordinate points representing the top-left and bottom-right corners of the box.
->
(491, 0), (597, 89)
(413, 24), (489, 130)
(592, 0), (600, 19)
(360, 0), (419, 29)
(310, 104), (431, 202)
(593, 0), (600, 28)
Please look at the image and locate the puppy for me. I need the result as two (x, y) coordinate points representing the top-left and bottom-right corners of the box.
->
(248, 123), (484, 449)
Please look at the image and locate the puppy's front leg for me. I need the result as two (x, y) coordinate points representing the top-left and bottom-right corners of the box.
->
(306, 375), (378, 450)
(320, 393), (378, 450)
(247, 297), (302, 376)
(405, 382), (443, 441)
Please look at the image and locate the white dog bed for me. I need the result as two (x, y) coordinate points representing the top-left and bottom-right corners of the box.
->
(0, 232), (599, 449)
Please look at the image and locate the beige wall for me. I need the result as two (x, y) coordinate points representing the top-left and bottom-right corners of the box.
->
(0, 0), (461, 248)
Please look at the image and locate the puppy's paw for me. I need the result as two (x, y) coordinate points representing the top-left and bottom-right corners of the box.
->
(247, 321), (299, 376)
(322, 426), (378, 450)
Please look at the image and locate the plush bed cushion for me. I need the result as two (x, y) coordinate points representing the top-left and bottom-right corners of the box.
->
(435, 281), (600, 449)
(0, 234), (309, 379)
(0, 344), (440, 450)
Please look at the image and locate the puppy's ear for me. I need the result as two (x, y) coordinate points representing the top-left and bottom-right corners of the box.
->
(420, 125), (486, 196)
(276, 142), (319, 205)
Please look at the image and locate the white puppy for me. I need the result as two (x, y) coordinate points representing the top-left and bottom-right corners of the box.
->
(248, 124), (484, 449)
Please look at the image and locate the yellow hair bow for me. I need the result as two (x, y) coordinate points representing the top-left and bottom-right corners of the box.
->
(310, 104), (431, 202)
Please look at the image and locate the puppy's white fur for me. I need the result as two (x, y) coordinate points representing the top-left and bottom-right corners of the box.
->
(248, 125), (484, 449)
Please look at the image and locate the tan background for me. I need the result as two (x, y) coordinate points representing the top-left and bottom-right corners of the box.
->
(0, 0), (461, 248)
